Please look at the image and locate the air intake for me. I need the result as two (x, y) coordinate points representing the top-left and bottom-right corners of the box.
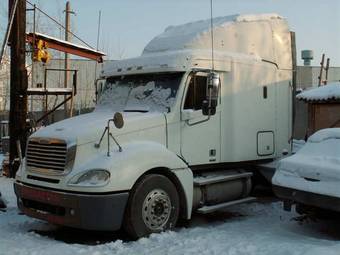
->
(26, 138), (67, 172)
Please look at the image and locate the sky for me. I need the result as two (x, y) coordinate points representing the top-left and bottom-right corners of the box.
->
(1, 0), (340, 66)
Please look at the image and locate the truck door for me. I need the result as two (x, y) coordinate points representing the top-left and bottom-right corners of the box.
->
(180, 72), (221, 166)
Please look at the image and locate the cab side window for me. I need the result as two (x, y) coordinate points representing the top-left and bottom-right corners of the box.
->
(184, 75), (207, 110)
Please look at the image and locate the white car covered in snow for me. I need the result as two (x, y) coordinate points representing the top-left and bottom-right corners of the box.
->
(273, 128), (340, 213)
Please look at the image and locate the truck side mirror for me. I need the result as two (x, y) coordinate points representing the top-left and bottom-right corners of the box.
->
(113, 112), (124, 129)
(202, 72), (220, 116)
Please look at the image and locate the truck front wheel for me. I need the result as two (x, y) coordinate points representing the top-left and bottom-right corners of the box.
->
(123, 174), (180, 239)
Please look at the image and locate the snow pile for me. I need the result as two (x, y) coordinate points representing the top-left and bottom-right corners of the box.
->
(297, 82), (340, 102)
(273, 128), (340, 197)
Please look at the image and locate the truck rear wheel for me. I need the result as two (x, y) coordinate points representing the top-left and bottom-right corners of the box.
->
(124, 174), (180, 239)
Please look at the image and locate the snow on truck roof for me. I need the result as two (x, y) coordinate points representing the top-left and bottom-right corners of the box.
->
(102, 13), (291, 77)
(296, 82), (340, 102)
(143, 13), (283, 54)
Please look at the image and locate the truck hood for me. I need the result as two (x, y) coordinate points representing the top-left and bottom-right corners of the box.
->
(30, 110), (167, 145)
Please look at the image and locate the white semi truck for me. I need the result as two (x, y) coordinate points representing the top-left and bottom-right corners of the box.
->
(15, 13), (295, 239)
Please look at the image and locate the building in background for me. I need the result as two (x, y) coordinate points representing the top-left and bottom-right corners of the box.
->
(296, 83), (340, 138)
(0, 59), (114, 113)
(297, 66), (340, 89)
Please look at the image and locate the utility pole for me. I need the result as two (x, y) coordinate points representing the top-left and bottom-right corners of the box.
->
(9, 0), (28, 177)
(64, 1), (74, 118)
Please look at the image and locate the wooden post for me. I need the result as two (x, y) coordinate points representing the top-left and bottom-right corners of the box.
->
(318, 54), (325, 87)
(324, 58), (330, 85)
(9, 0), (28, 177)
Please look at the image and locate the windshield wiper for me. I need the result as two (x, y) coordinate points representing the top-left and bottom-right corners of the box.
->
(123, 109), (149, 113)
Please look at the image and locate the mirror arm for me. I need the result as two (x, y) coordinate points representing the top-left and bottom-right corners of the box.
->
(185, 115), (210, 126)
(94, 119), (123, 155)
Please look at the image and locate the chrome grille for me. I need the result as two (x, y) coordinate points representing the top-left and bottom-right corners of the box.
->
(26, 138), (67, 172)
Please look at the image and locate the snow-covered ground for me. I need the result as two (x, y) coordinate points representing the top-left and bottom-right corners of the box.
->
(2, 177), (340, 255)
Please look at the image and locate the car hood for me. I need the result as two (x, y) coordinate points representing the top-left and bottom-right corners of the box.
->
(30, 109), (167, 145)
(278, 138), (340, 181)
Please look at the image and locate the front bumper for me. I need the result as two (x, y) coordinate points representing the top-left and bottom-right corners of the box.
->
(14, 182), (129, 231)
(273, 185), (340, 213)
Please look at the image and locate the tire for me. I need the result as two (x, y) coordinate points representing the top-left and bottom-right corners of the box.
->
(123, 174), (180, 239)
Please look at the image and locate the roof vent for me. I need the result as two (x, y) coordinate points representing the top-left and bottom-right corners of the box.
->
(301, 50), (313, 66)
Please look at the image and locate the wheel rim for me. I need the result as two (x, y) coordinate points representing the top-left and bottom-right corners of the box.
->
(142, 189), (172, 231)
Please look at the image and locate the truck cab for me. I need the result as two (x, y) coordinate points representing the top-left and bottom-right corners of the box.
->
(15, 13), (294, 239)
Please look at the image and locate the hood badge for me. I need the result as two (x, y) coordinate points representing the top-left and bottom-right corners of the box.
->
(39, 138), (51, 144)
(56, 128), (64, 131)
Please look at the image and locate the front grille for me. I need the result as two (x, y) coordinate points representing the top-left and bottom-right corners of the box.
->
(27, 139), (67, 172)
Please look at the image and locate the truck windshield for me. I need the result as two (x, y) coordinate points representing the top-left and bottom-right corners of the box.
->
(96, 72), (183, 113)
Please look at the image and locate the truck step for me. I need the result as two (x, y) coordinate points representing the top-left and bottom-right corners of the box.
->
(196, 197), (256, 214)
(194, 172), (252, 186)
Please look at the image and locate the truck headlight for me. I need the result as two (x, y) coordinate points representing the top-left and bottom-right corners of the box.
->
(68, 169), (110, 187)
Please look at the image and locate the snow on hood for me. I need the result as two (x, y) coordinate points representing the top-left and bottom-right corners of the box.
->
(308, 128), (340, 143)
(277, 128), (340, 183)
(30, 110), (166, 145)
(296, 82), (340, 102)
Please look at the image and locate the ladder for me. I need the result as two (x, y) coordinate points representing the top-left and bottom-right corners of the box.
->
(318, 54), (330, 86)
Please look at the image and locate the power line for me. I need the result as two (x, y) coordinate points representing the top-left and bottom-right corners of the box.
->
(25, 0), (95, 49)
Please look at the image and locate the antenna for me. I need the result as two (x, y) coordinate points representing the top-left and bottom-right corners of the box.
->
(96, 10), (102, 52)
(210, 0), (215, 71)
(94, 10), (102, 98)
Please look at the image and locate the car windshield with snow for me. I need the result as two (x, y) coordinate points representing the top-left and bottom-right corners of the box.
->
(97, 72), (183, 113)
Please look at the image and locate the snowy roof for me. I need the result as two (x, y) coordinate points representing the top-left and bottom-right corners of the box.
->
(143, 13), (283, 55)
(102, 13), (291, 77)
(30, 32), (105, 55)
(296, 82), (340, 102)
(26, 32), (105, 62)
